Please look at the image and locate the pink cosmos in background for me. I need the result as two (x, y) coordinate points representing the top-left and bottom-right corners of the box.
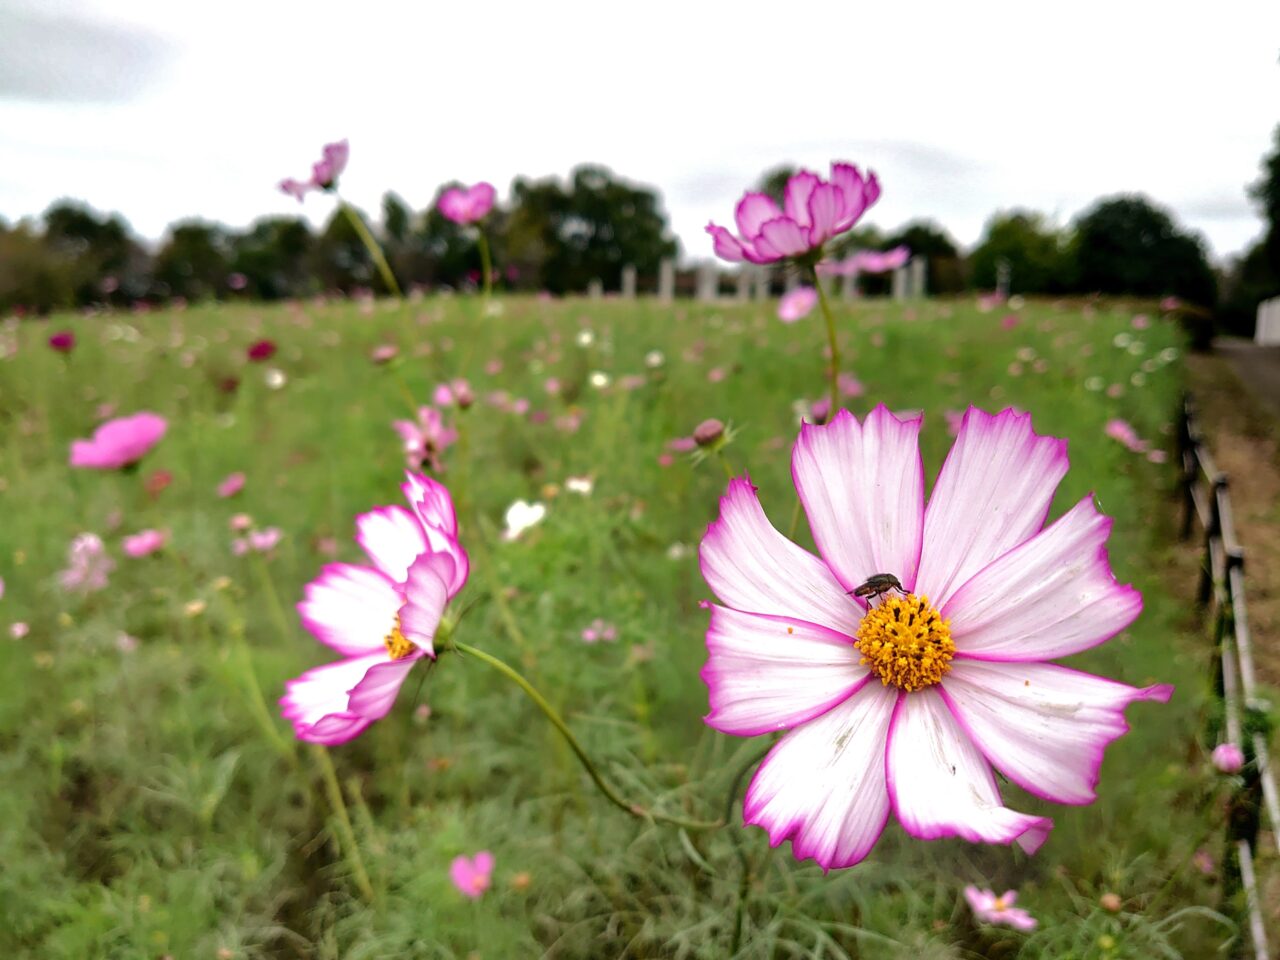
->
(0, 575), (4, 600)
(48, 331), (75, 353)
(392, 406), (457, 472)
(247, 339), (277, 362)
(279, 139), (349, 202)
(964, 887), (1037, 930)
(581, 619), (617, 644)
(233, 527), (283, 556)
(700, 405), (1169, 870)
(1104, 418), (1150, 454)
(450, 851), (495, 899)
(777, 286), (818, 323)
(70, 412), (167, 470)
(123, 529), (167, 557)
(1001, 314), (1021, 330)
(438, 182), (497, 225)
(59, 533), (115, 593)
(821, 246), (911, 277)
(1212, 742), (1245, 774)
(837, 372), (864, 398)
(218, 472), (246, 498)
(433, 379), (474, 409)
(10, 622), (29, 639)
(707, 162), (880, 264)
(281, 472), (469, 744)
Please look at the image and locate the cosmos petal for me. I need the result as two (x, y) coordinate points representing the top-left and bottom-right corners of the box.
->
(280, 652), (386, 744)
(356, 505), (428, 583)
(940, 660), (1173, 805)
(297, 563), (402, 655)
(701, 604), (866, 736)
(743, 679), (897, 870)
(886, 688), (1051, 853)
(914, 408), (1069, 610)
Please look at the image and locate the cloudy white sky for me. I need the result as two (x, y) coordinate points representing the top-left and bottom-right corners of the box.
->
(2, 0), (1278, 262)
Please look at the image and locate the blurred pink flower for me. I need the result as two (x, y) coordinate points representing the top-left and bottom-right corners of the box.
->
(433, 379), (474, 409)
(370, 344), (399, 364)
(279, 139), (348, 202)
(393, 407), (458, 472)
(1159, 297), (1180, 313)
(707, 162), (880, 264)
(230, 513), (253, 532)
(1132, 313), (1151, 329)
(279, 178), (313, 203)
(450, 851), (495, 899)
(281, 473), (469, 744)
(1104, 419), (1148, 454)
(581, 618), (618, 644)
(59, 533), (114, 593)
(555, 412), (583, 433)
(10, 622), (29, 639)
(668, 436), (697, 453)
(70, 412), (167, 470)
(116, 631), (139, 653)
(838, 372), (864, 398)
(707, 367), (727, 383)
(1212, 742), (1245, 774)
(218, 472), (246, 498)
(439, 182), (496, 224)
(123, 529), (167, 557)
(944, 409), (965, 437)
(657, 453), (675, 468)
(249, 527), (283, 552)
(964, 887), (1037, 930)
(1001, 314), (1021, 330)
(1193, 848), (1215, 875)
(823, 246), (910, 276)
(48, 330), (75, 353)
(778, 286), (818, 323)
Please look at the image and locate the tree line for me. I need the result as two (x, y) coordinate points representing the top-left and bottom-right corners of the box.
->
(3, 130), (1279, 334)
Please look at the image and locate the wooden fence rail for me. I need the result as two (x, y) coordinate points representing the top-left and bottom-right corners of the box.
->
(1178, 393), (1274, 960)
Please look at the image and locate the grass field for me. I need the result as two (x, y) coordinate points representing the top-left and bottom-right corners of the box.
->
(0, 293), (1232, 958)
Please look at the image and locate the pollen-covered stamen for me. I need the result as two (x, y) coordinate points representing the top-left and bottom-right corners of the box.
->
(855, 592), (954, 692)
(384, 617), (416, 660)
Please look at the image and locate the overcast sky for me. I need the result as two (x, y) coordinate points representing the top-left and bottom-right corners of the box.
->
(2, 0), (1278, 263)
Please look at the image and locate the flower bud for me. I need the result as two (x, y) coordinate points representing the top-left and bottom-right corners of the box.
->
(1212, 742), (1245, 774)
(1099, 892), (1122, 913)
(693, 418), (725, 448)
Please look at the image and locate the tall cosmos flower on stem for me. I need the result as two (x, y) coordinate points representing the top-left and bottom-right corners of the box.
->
(700, 405), (1171, 870)
(281, 472), (469, 744)
(438, 181), (498, 302)
(707, 162), (880, 418)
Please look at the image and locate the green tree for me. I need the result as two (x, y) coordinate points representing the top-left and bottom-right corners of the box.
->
(42, 201), (147, 304)
(153, 220), (232, 302)
(969, 211), (1073, 293)
(507, 165), (678, 294)
(1248, 123), (1280, 279)
(1072, 195), (1216, 305)
(229, 217), (316, 300)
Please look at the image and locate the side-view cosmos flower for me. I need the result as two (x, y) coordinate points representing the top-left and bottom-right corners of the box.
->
(69, 412), (168, 470)
(699, 404), (1170, 869)
(438, 182), (496, 225)
(706, 162), (880, 265)
(281, 472), (469, 744)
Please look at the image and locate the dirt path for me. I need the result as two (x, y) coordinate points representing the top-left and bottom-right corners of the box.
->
(1185, 344), (1280, 689)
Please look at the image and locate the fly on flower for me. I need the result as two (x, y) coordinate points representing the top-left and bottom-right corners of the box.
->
(699, 405), (1171, 870)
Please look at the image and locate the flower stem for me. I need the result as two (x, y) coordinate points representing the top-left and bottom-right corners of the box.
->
(812, 267), (840, 418)
(338, 198), (403, 299)
(312, 744), (379, 905)
(446, 638), (722, 831)
(476, 230), (493, 305)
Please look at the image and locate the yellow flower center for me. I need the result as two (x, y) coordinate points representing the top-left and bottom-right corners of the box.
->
(384, 618), (416, 660)
(854, 592), (954, 692)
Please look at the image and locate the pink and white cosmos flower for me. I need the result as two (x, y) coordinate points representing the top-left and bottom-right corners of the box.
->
(707, 163), (880, 265)
(777, 286), (818, 323)
(392, 406), (458, 472)
(281, 473), (469, 745)
(279, 139), (349, 202)
(964, 886), (1037, 930)
(438, 182), (496, 225)
(69, 412), (167, 470)
(700, 405), (1170, 870)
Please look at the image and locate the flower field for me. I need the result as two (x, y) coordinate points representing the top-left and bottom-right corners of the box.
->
(0, 294), (1228, 958)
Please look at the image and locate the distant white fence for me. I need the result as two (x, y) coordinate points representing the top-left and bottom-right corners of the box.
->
(1257, 297), (1280, 346)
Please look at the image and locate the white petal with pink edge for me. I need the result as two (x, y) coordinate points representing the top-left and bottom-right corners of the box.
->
(743, 679), (897, 870)
(297, 563), (401, 655)
(944, 496), (1142, 661)
(886, 688), (1051, 852)
(356, 505), (427, 582)
(399, 553), (453, 656)
(939, 660), (1172, 805)
(401, 472), (470, 596)
(914, 408), (1068, 610)
(791, 406), (924, 595)
(347, 656), (421, 719)
(700, 476), (860, 635)
(280, 652), (387, 744)
(702, 604), (867, 736)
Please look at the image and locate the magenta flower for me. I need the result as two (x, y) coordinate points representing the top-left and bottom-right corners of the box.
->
(581, 619), (618, 644)
(707, 163), (880, 265)
(450, 851), (495, 899)
(279, 139), (349, 202)
(700, 405), (1170, 870)
(1212, 742), (1245, 774)
(1104, 418), (1148, 454)
(853, 246), (910, 274)
(439, 182), (496, 225)
(70, 412), (167, 470)
(247, 339), (277, 362)
(281, 473), (469, 745)
(392, 406), (458, 472)
(433, 379), (474, 409)
(59, 533), (115, 593)
(122, 529), (167, 557)
(964, 887), (1037, 930)
(48, 331), (76, 353)
(778, 286), (818, 323)
(248, 527), (283, 552)
(218, 472), (246, 498)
